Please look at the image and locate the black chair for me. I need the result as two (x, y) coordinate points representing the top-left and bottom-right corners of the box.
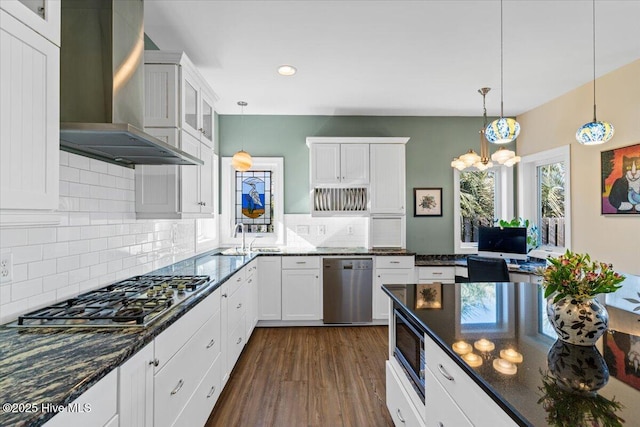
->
(466, 256), (510, 282)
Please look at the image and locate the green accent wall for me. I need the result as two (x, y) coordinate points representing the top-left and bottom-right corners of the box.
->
(219, 115), (514, 254)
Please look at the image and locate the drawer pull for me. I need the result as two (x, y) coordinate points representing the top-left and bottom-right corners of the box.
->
(247, 279), (252, 283)
(396, 408), (406, 423)
(149, 358), (159, 367)
(237, 337), (243, 345)
(237, 303), (242, 309)
(438, 363), (454, 381)
(295, 261), (306, 264)
(236, 277), (242, 282)
(206, 386), (216, 398)
(390, 261), (400, 264)
(438, 423), (444, 427)
(432, 272), (443, 275)
(222, 293), (228, 298)
(206, 339), (216, 349)
(170, 379), (184, 395)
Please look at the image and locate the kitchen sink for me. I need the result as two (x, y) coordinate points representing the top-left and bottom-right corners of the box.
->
(251, 247), (281, 253)
(220, 247), (282, 255)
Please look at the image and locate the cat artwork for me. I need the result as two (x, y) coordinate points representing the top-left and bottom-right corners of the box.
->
(601, 144), (640, 214)
(608, 156), (640, 213)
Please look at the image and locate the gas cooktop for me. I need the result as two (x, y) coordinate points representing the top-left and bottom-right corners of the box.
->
(14, 275), (211, 328)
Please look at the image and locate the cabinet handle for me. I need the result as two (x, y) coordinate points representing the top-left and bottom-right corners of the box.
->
(222, 293), (228, 298)
(236, 337), (243, 345)
(390, 261), (400, 264)
(438, 423), (444, 427)
(237, 303), (242, 309)
(170, 379), (184, 395)
(206, 339), (216, 349)
(378, 275), (381, 278)
(206, 386), (216, 398)
(295, 261), (306, 264)
(433, 272), (443, 275)
(396, 408), (406, 423)
(237, 277), (242, 282)
(247, 279), (252, 283)
(437, 363), (455, 381)
(197, 201), (206, 206)
(149, 358), (159, 367)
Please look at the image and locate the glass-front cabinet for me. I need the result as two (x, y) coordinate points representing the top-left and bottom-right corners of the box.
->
(1, 0), (60, 46)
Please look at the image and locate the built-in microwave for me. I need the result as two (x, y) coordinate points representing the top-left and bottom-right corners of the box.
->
(393, 305), (426, 402)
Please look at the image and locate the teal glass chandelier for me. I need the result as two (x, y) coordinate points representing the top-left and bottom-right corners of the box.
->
(575, 0), (614, 145)
(485, 0), (520, 145)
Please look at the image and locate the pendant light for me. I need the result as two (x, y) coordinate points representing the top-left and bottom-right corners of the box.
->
(485, 0), (520, 145)
(575, 0), (614, 145)
(231, 101), (253, 172)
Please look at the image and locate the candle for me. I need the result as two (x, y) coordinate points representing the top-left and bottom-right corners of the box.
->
(452, 341), (473, 355)
(493, 358), (517, 375)
(500, 348), (523, 363)
(474, 338), (495, 352)
(461, 352), (483, 367)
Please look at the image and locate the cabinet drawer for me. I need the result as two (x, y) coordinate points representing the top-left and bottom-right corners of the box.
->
(424, 366), (473, 427)
(376, 256), (415, 269)
(418, 266), (455, 281)
(228, 314), (247, 371)
(228, 281), (247, 328)
(386, 361), (425, 427)
(155, 288), (219, 372)
(282, 256), (320, 269)
(154, 310), (221, 427)
(424, 336), (516, 426)
(227, 269), (246, 296)
(173, 354), (222, 427)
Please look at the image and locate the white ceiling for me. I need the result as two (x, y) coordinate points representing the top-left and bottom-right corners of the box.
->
(143, 0), (640, 117)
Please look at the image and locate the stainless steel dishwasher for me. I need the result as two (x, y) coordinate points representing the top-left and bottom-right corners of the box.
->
(323, 258), (373, 324)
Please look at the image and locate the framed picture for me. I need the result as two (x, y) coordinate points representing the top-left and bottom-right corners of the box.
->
(601, 143), (640, 215)
(415, 283), (442, 309)
(414, 188), (442, 217)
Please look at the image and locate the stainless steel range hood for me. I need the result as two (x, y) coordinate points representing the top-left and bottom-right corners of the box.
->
(59, 0), (202, 167)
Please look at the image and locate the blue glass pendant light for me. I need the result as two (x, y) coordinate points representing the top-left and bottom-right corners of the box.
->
(485, 0), (520, 145)
(576, 0), (614, 145)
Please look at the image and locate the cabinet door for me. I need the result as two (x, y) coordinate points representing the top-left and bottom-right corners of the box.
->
(311, 143), (341, 185)
(373, 268), (414, 320)
(198, 144), (215, 214)
(424, 367), (473, 427)
(340, 143), (369, 184)
(135, 165), (179, 215)
(258, 256), (282, 320)
(282, 269), (321, 321)
(0, 0), (60, 46)
(181, 67), (201, 139)
(119, 342), (154, 427)
(370, 144), (405, 214)
(179, 131), (201, 214)
(1, 10), (59, 213)
(144, 64), (179, 128)
(200, 91), (215, 147)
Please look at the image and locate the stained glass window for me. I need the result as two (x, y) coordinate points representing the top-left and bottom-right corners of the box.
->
(235, 170), (274, 233)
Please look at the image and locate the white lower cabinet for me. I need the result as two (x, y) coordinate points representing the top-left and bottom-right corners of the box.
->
(258, 256), (282, 320)
(386, 361), (425, 427)
(44, 369), (118, 427)
(173, 353), (222, 427)
(424, 367), (472, 427)
(281, 256), (321, 321)
(374, 256), (415, 320)
(119, 342), (154, 427)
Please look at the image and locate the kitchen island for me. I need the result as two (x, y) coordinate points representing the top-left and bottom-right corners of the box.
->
(383, 281), (640, 426)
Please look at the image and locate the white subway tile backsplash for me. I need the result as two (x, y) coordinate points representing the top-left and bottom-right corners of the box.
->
(13, 264), (28, 283)
(107, 163), (124, 177)
(57, 226), (82, 242)
(28, 260), (57, 280)
(0, 228), (28, 248)
(42, 272), (69, 293)
(0, 283), (11, 304)
(60, 165), (80, 182)
(29, 291), (57, 310)
(27, 228), (57, 245)
(68, 154), (91, 170)
(68, 267), (91, 285)
(13, 278), (43, 300)
(68, 212), (91, 226)
(89, 238), (108, 252)
(59, 150), (69, 166)
(90, 263), (108, 278)
(43, 242), (70, 260)
(56, 284), (80, 301)
(90, 158), (109, 174)
(57, 255), (80, 273)
(12, 245), (43, 264)
(79, 252), (100, 268)
(68, 240), (90, 256)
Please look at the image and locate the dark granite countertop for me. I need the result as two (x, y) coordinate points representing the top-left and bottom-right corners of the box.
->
(383, 280), (640, 426)
(415, 254), (546, 275)
(0, 251), (257, 427)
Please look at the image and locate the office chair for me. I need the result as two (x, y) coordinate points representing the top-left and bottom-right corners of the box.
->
(466, 255), (510, 282)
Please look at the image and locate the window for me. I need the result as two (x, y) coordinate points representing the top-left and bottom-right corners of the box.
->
(221, 157), (284, 247)
(453, 166), (514, 254)
(518, 145), (571, 257)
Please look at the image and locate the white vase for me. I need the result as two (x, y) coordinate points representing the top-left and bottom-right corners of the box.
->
(546, 297), (609, 346)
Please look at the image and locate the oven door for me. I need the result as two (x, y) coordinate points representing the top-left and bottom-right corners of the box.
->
(393, 307), (425, 401)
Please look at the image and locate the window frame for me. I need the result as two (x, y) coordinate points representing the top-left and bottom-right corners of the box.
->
(453, 166), (514, 254)
(221, 157), (285, 247)
(517, 145), (571, 259)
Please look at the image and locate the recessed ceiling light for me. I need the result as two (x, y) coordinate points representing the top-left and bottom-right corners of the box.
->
(277, 65), (297, 76)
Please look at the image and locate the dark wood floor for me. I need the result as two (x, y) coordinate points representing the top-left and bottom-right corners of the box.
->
(206, 326), (394, 427)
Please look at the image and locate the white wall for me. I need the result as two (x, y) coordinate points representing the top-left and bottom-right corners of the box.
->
(517, 59), (640, 275)
(0, 152), (202, 324)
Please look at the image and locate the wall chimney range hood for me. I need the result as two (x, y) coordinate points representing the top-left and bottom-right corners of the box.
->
(59, 0), (202, 167)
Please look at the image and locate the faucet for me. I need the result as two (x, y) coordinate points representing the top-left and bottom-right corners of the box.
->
(233, 223), (246, 253)
(249, 235), (263, 253)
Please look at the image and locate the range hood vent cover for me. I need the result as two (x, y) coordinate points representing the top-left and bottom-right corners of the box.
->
(59, 0), (202, 167)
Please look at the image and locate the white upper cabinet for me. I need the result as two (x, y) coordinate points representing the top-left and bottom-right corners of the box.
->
(137, 51), (218, 219)
(370, 143), (406, 214)
(1, 0), (60, 46)
(144, 51), (217, 148)
(309, 142), (369, 185)
(0, 7), (60, 227)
